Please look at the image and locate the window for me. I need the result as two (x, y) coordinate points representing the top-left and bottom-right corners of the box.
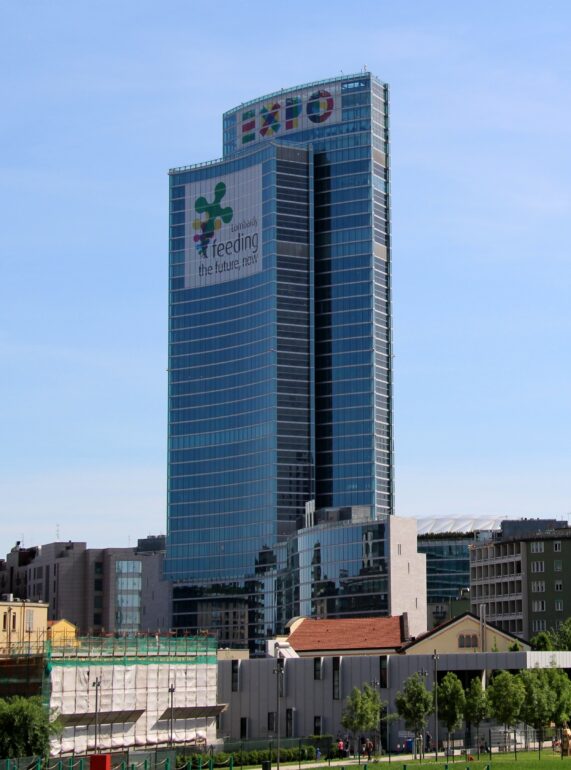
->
(314, 715), (322, 736)
(532, 600), (546, 612)
(231, 660), (239, 692)
(25, 609), (33, 632)
(2, 613), (6, 631)
(11, 614), (16, 631)
(556, 580), (564, 592)
(397, 544), (402, 555)
(379, 655), (388, 688)
(531, 581), (545, 593)
(314, 657), (322, 680)
(554, 541), (562, 552)
(531, 561), (545, 573)
(532, 619), (547, 632)
(286, 708), (294, 738)
(556, 600), (564, 612)
(530, 541), (544, 553)
(240, 717), (248, 740)
(267, 712), (276, 733)
(458, 634), (479, 649)
(276, 658), (285, 697)
(554, 560), (563, 572)
(332, 657), (340, 700)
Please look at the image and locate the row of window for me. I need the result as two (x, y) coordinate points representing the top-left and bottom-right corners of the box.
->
(530, 541), (562, 553)
(531, 560), (563, 572)
(531, 579), (564, 592)
(532, 599), (564, 612)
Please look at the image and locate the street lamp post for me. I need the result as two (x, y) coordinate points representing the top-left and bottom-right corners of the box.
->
(370, 680), (383, 759)
(273, 645), (284, 770)
(169, 683), (176, 747)
(92, 676), (102, 753)
(418, 669), (428, 761)
(433, 650), (440, 761)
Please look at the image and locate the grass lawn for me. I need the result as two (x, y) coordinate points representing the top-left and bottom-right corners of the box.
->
(330, 752), (571, 769)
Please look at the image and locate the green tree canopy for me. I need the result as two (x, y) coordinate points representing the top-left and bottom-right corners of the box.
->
(463, 677), (488, 728)
(0, 696), (59, 758)
(341, 684), (383, 740)
(437, 672), (465, 749)
(518, 669), (556, 734)
(554, 619), (571, 650)
(544, 666), (571, 726)
(531, 630), (556, 651)
(487, 671), (525, 731)
(395, 673), (433, 743)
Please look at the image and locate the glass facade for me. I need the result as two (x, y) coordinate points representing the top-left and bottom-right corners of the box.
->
(417, 535), (473, 604)
(115, 560), (142, 633)
(166, 74), (393, 654)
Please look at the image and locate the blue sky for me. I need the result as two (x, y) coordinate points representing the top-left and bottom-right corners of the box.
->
(1, 1), (570, 555)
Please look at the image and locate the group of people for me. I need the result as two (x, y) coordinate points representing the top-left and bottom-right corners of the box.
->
(336, 737), (375, 761)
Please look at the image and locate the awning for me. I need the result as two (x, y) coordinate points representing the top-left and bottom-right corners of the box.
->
(59, 710), (144, 726)
(158, 704), (227, 720)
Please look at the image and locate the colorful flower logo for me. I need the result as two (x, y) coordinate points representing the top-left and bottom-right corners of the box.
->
(192, 182), (233, 258)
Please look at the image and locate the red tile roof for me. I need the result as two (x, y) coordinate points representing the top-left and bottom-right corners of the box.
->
(287, 616), (405, 653)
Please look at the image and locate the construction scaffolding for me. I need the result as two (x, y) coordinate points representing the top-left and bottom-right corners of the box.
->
(47, 636), (222, 756)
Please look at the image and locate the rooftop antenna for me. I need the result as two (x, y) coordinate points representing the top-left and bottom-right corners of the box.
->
(364, 64), (368, 72)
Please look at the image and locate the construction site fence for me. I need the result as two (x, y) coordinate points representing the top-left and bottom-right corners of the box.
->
(0, 738), (329, 770)
(403, 723), (571, 759)
(1, 636), (217, 660)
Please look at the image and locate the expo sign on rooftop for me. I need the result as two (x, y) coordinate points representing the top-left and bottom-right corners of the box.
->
(232, 84), (342, 147)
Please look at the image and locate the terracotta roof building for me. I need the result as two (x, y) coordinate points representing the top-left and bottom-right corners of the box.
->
(283, 614), (409, 656)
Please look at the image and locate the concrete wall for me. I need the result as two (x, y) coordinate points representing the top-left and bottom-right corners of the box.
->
(140, 550), (171, 632)
(218, 650), (571, 747)
(218, 655), (386, 742)
(388, 517), (427, 637)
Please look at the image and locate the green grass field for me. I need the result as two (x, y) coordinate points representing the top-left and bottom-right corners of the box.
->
(327, 753), (571, 770)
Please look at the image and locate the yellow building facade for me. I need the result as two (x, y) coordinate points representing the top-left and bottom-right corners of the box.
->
(0, 599), (49, 655)
(403, 612), (530, 655)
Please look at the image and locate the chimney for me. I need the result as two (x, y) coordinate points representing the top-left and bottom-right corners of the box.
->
(400, 612), (410, 641)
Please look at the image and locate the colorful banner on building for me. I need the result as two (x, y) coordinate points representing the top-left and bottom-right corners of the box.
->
(184, 164), (262, 289)
(229, 82), (343, 149)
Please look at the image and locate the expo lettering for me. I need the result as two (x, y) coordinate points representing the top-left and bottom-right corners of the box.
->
(241, 89), (334, 144)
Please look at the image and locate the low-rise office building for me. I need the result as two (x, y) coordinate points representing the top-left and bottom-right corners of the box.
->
(0, 536), (171, 635)
(470, 519), (571, 639)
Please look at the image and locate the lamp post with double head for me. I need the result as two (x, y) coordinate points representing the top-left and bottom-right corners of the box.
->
(273, 645), (285, 770)
(433, 650), (440, 760)
(169, 683), (176, 747)
(92, 676), (102, 753)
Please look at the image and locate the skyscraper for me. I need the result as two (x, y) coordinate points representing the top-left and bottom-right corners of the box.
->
(166, 74), (422, 653)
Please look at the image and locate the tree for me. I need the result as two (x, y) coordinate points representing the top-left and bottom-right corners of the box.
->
(395, 673), (433, 756)
(531, 630), (555, 651)
(437, 672), (465, 754)
(544, 666), (571, 727)
(518, 669), (556, 756)
(553, 618), (571, 650)
(0, 696), (60, 758)
(341, 684), (384, 758)
(463, 677), (488, 755)
(486, 671), (525, 746)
